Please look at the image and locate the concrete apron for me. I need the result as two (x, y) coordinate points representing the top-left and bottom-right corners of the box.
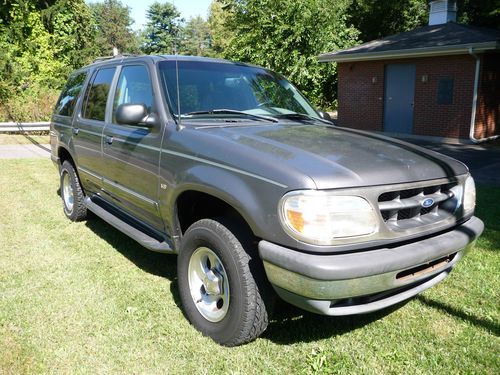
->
(0, 144), (50, 159)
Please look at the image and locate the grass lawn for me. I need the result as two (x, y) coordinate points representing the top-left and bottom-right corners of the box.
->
(0, 134), (49, 146)
(0, 159), (498, 374)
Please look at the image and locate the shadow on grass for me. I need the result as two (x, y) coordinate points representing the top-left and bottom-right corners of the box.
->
(84, 215), (178, 281)
(84, 214), (406, 344)
(260, 299), (406, 344)
(82, 211), (496, 345)
(417, 295), (499, 336)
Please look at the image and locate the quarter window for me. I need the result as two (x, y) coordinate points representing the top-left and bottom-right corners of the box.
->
(82, 68), (116, 121)
(54, 72), (87, 117)
(113, 65), (153, 123)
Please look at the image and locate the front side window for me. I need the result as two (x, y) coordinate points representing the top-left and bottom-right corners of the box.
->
(54, 71), (87, 117)
(113, 65), (154, 122)
(82, 67), (116, 121)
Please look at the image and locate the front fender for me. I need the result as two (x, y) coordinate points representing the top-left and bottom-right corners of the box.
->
(159, 162), (287, 243)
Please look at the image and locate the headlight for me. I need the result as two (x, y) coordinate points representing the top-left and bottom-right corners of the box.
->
(463, 176), (476, 213)
(279, 191), (378, 245)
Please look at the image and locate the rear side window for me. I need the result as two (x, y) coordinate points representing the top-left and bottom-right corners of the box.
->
(54, 71), (87, 117)
(82, 68), (116, 121)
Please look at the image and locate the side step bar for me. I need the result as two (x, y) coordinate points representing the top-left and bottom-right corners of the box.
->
(84, 197), (174, 253)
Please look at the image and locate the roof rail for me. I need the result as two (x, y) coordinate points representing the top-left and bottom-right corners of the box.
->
(92, 54), (138, 63)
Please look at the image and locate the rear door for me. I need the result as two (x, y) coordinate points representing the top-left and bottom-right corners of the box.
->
(101, 64), (164, 230)
(51, 70), (88, 163)
(73, 67), (116, 192)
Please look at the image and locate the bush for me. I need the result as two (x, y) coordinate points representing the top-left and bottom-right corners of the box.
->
(0, 87), (59, 122)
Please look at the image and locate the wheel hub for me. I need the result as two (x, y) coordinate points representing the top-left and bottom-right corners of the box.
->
(62, 171), (74, 212)
(202, 269), (223, 296)
(188, 247), (230, 322)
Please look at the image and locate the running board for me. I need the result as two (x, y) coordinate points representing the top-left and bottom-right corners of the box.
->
(84, 197), (174, 253)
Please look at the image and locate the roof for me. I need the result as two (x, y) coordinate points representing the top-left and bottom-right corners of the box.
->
(319, 23), (500, 63)
(84, 54), (256, 70)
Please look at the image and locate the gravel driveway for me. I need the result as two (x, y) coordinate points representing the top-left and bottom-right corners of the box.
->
(403, 139), (500, 186)
(0, 143), (50, 159)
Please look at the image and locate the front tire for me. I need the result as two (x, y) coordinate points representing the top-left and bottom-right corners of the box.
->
(177, 219), (270, 346)
(60, 160), (87, 222)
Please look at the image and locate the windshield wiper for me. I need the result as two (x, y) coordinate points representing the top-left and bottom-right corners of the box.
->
(182, 109), (278, 123)
(274, 112), (330, 124)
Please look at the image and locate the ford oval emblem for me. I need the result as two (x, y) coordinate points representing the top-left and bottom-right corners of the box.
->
(422, 198), (435, 208)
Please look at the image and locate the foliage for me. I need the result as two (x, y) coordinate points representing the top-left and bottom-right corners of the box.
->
(210, 0), (360, 109)
(42, 0), (97, 70)
(89, 0), (139, 56)
(347, 0), (429, 42)
(207, 1), (235, 57)
(348, 0), (500, 43)
(179, 16), (212, 56)
(1, 0), (498, 121)
(0, 0), (96, 121)
(142, 2), (184, 54)
(456, 0), (500, 29)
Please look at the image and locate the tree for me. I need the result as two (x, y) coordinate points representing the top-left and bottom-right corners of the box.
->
(43, 0), (97, 70)
(89, 0), (138, 56)
(0, 0), (98, 121)
(207, 1), (235, 57)
(209, 0), (360, 108)
(347, 0), (428, 42)
(142, 2), (184, 54)
(456, 0), (500, 29)
(179, 16), (211, 56)
(348, 0), (499, 43)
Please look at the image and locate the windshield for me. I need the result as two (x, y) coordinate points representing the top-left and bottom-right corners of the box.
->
(158, 60), (321, 122)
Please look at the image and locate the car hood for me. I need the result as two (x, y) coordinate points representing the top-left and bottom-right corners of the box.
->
(193, 123), (469, 189)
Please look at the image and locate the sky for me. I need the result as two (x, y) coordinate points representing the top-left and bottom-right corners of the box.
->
(119, 0), (214, 30)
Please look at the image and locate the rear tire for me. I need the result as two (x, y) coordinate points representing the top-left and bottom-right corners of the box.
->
(177, 218), (270, 346)
(60, 160), (87, 222)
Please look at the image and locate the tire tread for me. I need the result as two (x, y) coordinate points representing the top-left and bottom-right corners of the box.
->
(61, 160), (87, 222)
(179, 219), (270, 346)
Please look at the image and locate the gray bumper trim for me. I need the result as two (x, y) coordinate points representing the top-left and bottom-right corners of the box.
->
(259, 217), (484, 281)
(274, 270), (450, 316)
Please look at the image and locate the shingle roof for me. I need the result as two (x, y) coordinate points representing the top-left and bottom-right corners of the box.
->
(319, 23), (500, 62)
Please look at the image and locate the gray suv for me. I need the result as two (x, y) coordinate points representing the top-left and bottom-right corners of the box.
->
(51, 55), (483, 346)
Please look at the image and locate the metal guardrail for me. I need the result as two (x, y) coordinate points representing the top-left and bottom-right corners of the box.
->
(0, 122), (50, 132)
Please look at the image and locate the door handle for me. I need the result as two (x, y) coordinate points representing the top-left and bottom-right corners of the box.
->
(105, 135), (113, 145)
(72, 128), (79, 135)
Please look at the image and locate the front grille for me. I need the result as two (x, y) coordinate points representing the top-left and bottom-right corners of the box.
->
(378, 181), (458, 230)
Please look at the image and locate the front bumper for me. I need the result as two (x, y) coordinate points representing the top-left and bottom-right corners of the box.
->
(259, 216), (484, 315)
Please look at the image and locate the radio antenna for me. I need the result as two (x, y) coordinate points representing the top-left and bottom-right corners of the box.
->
(175, 54), (183, 130)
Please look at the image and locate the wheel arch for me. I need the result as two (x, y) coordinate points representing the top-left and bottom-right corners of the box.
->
(174, 189), (257, 243)
(160, 161), (288, 252)
(57, 146), (76, 168)
(57, 146), (85, 193)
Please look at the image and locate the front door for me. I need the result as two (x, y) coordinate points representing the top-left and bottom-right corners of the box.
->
(383, 64), (416, 134)
(101, 64), (164, 230)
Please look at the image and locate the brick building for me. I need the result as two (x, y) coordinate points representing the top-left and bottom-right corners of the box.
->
(319, 1), (500, 143)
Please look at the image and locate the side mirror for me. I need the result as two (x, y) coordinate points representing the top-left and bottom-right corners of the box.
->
(318, 111), (333, 122)
(115, 103), (150, 126)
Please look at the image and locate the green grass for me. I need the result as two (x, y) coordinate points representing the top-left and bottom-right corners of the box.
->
(0, 159), (498, 374)
(0, 134), (49, 146)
